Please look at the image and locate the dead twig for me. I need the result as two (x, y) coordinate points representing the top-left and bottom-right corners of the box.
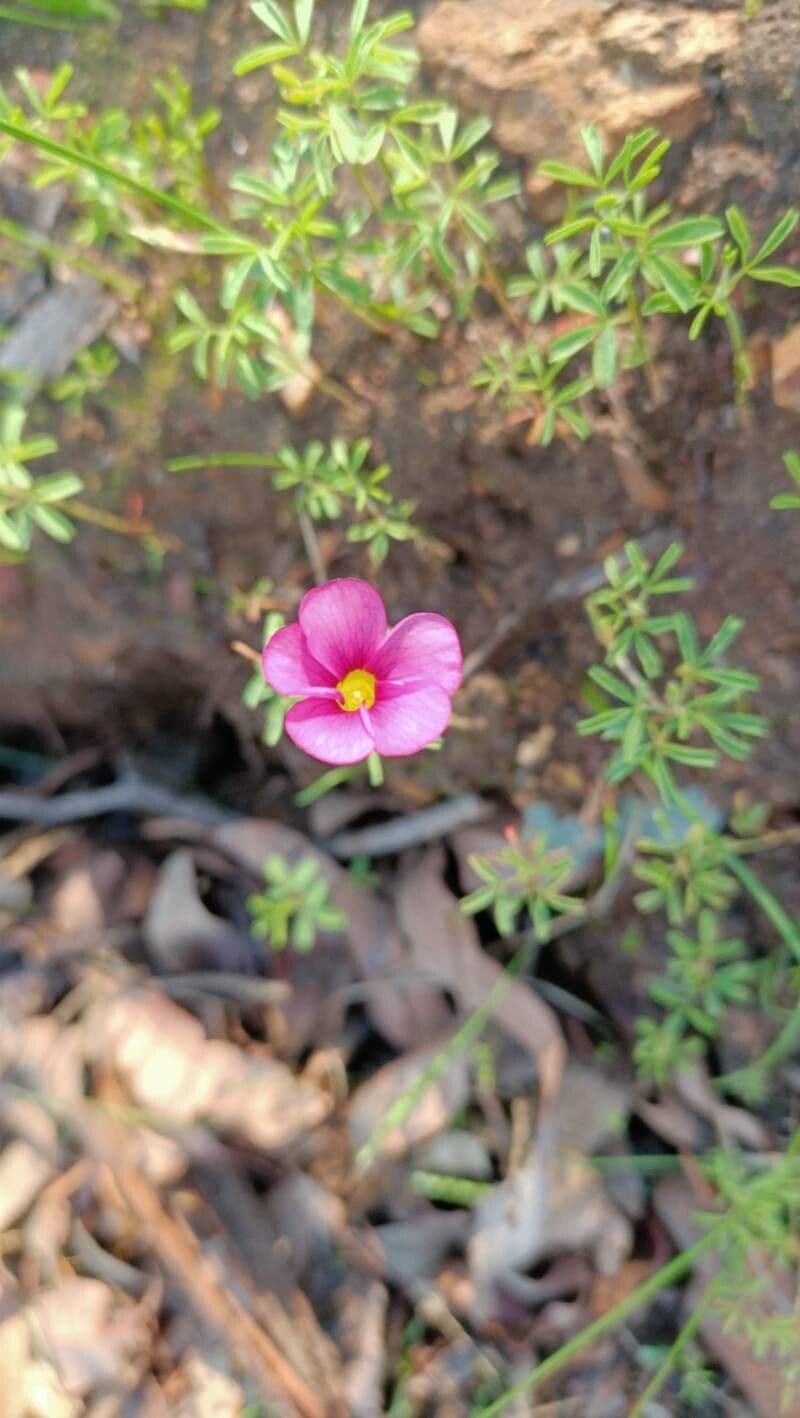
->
(323, 792), (491, 859)
(0, 774), (234, 829)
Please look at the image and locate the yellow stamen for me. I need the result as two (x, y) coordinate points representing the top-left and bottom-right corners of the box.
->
(337, 668), (377, 712)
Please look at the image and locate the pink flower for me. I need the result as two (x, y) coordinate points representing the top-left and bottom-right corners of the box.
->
(262, 578), (462, 765)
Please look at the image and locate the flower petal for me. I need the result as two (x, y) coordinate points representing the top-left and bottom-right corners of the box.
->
(298, 579), (388, 680)
(284, 697), (375, 765)
(369, 682), (453, 757)
(262, 623), (336, 696)
(372, 612), (462, 696)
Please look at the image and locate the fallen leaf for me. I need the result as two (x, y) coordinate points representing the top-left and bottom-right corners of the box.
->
(772, 324), (800, 412)
(30, 1278), (151, 1397)
(174, 1351), (245, 1418)
(339, 1278), (388, 1418)
(371, 1211), (471, 1291)
(348, 1035), (470, 1161)
(144, 849), (251, 974)
(394, 848), (565, 1105)
(0, 1308), (28, 1418)
(214, 819), (450, 1049)
(469, 1063), (632, 1322)
(87, 988), (331, 1149)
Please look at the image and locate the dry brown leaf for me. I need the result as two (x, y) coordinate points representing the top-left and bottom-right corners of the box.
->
(394, 848), (565, 1105)
(49, 851), (125, 938)
(173, 1351), (246, 1418)
(144, 849), (250, 974)
(0, 1308), (28, 1418)
(772, 324), (800, 412)
(371, 1211), (471, 1291)
(87, 989), (331, 1150)
(469, 1063), (632, 1322)
(29, 1278), (151, 1397)
(0, 1140), (55, 1232)
(348, 1035), (470, 1161)
(674, 1063), (770, 1149)
(213, 819), (451, 1049)
(339, 1278), (388, 1418)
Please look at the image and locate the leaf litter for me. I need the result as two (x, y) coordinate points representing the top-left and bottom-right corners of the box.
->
(0, 786), (781, 1414)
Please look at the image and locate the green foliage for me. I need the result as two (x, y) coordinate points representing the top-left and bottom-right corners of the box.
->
(477, 126), (799, 444)
(461, 831), (584, 941)
(579, 541), (767, 799)
(246, 852), (346, 951)
(771, 450), (800, 511)
(170, 439), (417, 565)
(1, 64), (218, 244)
(633, 819), (737, 925)
(241, 612), (292, 747)
(0, 405), (84, 559)
(0, 0), (117, 27)
(49, 340), (119, 414)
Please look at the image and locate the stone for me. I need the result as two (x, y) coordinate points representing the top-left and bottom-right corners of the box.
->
(419, 1), (742, 213)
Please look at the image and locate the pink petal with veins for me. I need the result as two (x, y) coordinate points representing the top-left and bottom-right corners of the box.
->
(373, 612), (462, 696)
(262, 623), (337, 697)
(369, 682), (453, 757)
(298, 579), (387, 680)
(284, 696), (375, 764)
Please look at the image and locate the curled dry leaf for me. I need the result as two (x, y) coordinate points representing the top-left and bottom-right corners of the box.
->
(394, 848), (566, 1105)
(173, 1351), (246, 1418)
(86, 988), (331, 1150)
(144, 849), (252, 974)
(348, 1035), (470, 1161)
(29, 1277), (153, 1397)
(469, 1063), (632, 1323)
(213, 819), (451, 1050)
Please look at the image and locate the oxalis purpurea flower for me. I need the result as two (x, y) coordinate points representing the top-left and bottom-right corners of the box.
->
(262, 578), (462, 765)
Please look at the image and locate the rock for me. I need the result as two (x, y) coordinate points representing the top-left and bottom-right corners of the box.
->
(419, 1), (741, 214)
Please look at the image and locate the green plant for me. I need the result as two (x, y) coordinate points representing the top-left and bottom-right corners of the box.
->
(461, 830), (584, 940)
(0, 405), (84, 559)
(0, 0), (117, 27)
(170, 438), (418, 566)
(49, 340), (120, 415)
(476, 125), (799, 443)
(246, 852), (346, 950)
(771, 450), (800, 510)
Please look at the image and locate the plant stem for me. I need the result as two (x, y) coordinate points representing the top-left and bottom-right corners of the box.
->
(628, 1273), (723, 1417)
(296, 506), (326, 585)
(0, 118), (237, 240)
(474, 1228), (722, 1416)
(0, 216), (140, 297)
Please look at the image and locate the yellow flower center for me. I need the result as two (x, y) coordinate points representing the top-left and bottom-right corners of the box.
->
(337, 668), (377, 713)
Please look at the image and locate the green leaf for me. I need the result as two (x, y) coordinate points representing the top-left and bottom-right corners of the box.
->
(559, 282), (606, 318)
(537, 160), (599, 188)
(601, 250), (637, 302)
(725, 205), (751, 260)
(234, 41), (298, 73)
(30, 503), (75, 542)
(547, 324), (598, 362)
(350, 0), (370, 35)
(748, 265), (800, 287)
(251, 0), (294, 43)
(645, 254), (697, 313)
(328, 105), (365, 165)
(592, 324), (617, 389)
(588, 665), (636, 703)
(770, 492), (800, 510)
(294, 0), (313, 43)
(751, 208), (798, 266)
(649, 217), (725, 249)
(30, 472), (83, 502)
(580, 123), (604, 178)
